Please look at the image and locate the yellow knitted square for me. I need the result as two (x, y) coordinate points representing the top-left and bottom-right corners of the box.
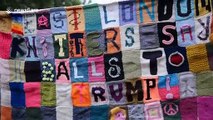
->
(186, 44), (210, 73)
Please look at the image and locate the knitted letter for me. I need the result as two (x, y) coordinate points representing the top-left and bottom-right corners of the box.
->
(119, 1), (137, 25)
(69, 33), (87, 58)
(158, 22), (177, 47)
(175, 0), (194, 20)
(195, 0), (211, 17)
(158, 0), (174, 21)
(138, 0), (158, 23)
(53, 34), (69, 59)
(142, 77), (160, 103)
(104, 28), (121, 53)
(104, 52), (124, 82)
(125, 79), (143, 103)
(70, 58), (88, 82)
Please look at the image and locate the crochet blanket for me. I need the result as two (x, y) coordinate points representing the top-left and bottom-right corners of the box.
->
(0, 0), (213, 120)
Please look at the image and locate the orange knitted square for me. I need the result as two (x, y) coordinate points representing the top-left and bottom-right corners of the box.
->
(69, 32), (87, 58)
(105, 27), (121, 54)
(72, 82), (91, 107)
(1, 106), (12, 120)
(66, 6), (85, 33)
(142, 76), (160, 103)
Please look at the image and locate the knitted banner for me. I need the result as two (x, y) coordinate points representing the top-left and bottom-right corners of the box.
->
(0, 0), (213, 120)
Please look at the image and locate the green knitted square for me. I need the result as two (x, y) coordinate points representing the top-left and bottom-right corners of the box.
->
(41, 82), (56, 106)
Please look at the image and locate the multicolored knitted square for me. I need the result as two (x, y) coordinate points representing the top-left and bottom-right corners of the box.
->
(158, 74), (180, 101)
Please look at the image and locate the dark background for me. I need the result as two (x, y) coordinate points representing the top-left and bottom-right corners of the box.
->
(0, 0), (81, 10)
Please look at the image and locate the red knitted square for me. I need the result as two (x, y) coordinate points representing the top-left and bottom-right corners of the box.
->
(0, 32), (12, 59)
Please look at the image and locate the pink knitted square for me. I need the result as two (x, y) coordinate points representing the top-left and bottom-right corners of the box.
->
(88, 55), (105, 82)
(24, 82), (41, 107)
(0, 32), (12, 59)
(55, 59), (70, 83)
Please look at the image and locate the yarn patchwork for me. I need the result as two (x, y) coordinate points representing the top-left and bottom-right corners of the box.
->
(0, 0), (213, 119)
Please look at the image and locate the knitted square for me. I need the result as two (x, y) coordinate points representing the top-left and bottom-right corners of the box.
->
(178, 72), (197, 99)
(158, 22), (177, 47)
(158, 0), (175, 21)
(70, 57), (88, 82)
(9, 82), (25, 107)
(175, 0), (194, 21)
(56, 106), (73, 120)
(179, 97), (197, 120)
(12, 107), (26, 120)
(140, 23), (159, 49)
(123, 50), (141, 80)
(36, 30), (55, 59)
(26, 108), (42, 120)
(0, 32), (12, 59)
(24, 35), (40, 61)
(24, 82), (41, 107)
(142, 76), (160, 103)
(11, 13), (23, 35)
(164, 46), (189, 74)
(176, 17), (196, 47)
(137, 0), (158, 23)
(23, 13), (37, 35)
(140, 48), (168, 76)
(84, 4), (102, 32)
(41, 107), (56, 120)
(197, 96), (213, 120)
(125, 78), (143, 104)
(66, 6), (85, 33)
(86, 31), (105, 57)
(104, 27), (121, 54)
(106, 81), (127, 105)
(119, 0), (137, 26)
(71, 82), (91, 107)
(127, 104), (145, 120)
(73, 107), (90, 120)
(90, 105), (109, 120)
(9, 60), (26, 82)
(55, 59), (70, 83)
(10, 35), (27, 60)
(195, 13), (211, 44)
(89, 82), (108, 105)
(158, 74), (180, 101)
(196, 71), (213, 96)
(186, 43), (210, 73)
(36, 11), (51, 30)
(1, 83), (11, 107)
(69, 32), (87, 58)
(53, 33), (69, 59)
(120, 24), (140, 51)
(41, 82), (56, 106)
(206, 43), (213, 70)
(41, 59), (55, 82)
(0, 11), (11, 33)
(194, 0), (211, 17)
(1, 106), (12, 120)
(104, 51), (124, 82)
(99, 2), (119, 29)
(0, 59), (11, 83)
(88, 55), (105, 82)
(109, 106), (129, 120)
(144, 101), (163, 120)
(50, 7), (68, 34)
(24, 61), (42, 82)
(56, 83), (72, 107)
(161, 100), (181, 120)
